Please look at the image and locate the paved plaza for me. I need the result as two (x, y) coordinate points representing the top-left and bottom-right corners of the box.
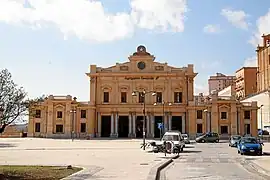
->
(162, 142), (270, 180)
(0, 138), (174, 180)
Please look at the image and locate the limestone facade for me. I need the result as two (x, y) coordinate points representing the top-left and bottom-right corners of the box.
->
(28, 46), (259, 138)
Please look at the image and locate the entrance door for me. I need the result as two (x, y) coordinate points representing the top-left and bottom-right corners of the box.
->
(101, 116), (111, 137)
(136, 116), (146, 138)
(171, 116), (182, 132)
(118, 116), (129, 138)
(154, 116), (162, 138)
(245, 124), (251, 135)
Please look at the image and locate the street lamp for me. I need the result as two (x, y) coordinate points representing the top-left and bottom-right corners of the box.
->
(154, 101), (172, 135)
(70, 109), (76, 141)
(132, 89), (156, 150)
(260, 105), (264, 132)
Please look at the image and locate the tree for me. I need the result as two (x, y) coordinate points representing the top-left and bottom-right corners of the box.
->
(0, 69), (45, 133)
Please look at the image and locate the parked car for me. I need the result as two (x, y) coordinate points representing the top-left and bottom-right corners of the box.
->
(195, 132), (219, 143)
(182, 133), (190, 145)
(152, 130), (185, 153)
(237, 137), (264, 155)
(229, 135), (242, 147)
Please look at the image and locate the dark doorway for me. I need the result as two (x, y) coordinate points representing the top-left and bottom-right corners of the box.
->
(118, 116), (129, 137)
(245, 124), (251, 135)
(154, 116), (162, 138)
(197, 124), (203, 133)
(101, 116), (111, 137)
(172, 116), (182, 132)
(136, 116), (146, 138)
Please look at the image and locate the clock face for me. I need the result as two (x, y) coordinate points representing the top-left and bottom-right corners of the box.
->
(137, 61), (146, 70)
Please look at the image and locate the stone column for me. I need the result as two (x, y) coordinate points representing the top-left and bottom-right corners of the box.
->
(151, 115), (155, 138)
(97, 113), (101, 137)
(168, 114), (172, 130)
(110, 113), (115, 137)
(115, 113), (118, 137)
(207, 112), (211, 132)
(182, 114), (186, 133)
(132, 113), (136, 137)
(128, 113), (132, 137)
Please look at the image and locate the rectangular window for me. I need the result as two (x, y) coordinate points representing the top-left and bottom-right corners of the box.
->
(221, 112), (227, 119)
(220, 126), (228, 134)
(174, 92), (182, 103)
(80, 123), (86, 133)
(57, 111), (62, 118)
(196, 124), (203, 133)
(81, 110), (87, 118)
(156, 92), (162, 103)
(35, 110), (41, 118)
(56, 125), (63, 133)
(244, 110), (250, 119)
(197, 110), (203, 119)
(35, 123), (40, 132)
(121, 92), (127, 103)
(139, 92), (145, 103)
(103, 92), (109, 103)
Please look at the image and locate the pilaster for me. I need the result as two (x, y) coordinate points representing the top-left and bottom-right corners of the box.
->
(115, 112), (118, 137)
(97, 112), (101, 137)
(182, 113), (185, 133)
(110, 112), (115, 137)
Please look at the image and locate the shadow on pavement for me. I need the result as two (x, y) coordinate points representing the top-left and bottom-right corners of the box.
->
(184, 146), (195, 148)
(263, 152), (270, 156)
(182, 150), (202, 153)
(0, 143), (16, 148)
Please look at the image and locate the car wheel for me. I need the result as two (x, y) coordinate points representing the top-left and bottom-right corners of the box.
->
(240, 152), (243, 155)
(237, 150), (240, 154)
(201, 139), (205, 143)
(215, 139), (219, 143)
(229, 144), (231, 147)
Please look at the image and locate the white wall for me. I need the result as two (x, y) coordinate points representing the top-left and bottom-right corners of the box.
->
(218, 86), (232, 96)
(241, 91), (270, 131)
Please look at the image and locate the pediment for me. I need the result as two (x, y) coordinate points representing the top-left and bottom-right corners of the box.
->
(54, 104), (65, 109)
(218, 104), (230, 109)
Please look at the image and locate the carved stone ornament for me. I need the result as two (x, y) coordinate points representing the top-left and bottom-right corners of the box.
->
(120, 66), (128, 71)
(155, 66), (164, 71)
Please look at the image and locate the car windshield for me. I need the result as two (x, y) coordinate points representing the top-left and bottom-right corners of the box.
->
(162, 135), (179, 141)
(241, 138), (258, 144)
(232, 136), (241, 140)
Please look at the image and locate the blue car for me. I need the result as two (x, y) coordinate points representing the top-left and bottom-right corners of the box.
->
(237, 137), (264, 155)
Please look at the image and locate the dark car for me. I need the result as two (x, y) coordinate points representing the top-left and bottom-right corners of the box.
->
(195, 132), (219, 143)
(237, 137), (264, 155)
(229, 135), (242, 147)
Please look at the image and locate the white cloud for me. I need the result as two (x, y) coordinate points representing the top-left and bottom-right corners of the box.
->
(203, 24), (221, 34)
(249, 9), (270, 47)
(131, 0), (188, 32)
(221, 8), (249, 30)
(243, 56), (257, 67)
(0, 0), (188, 42)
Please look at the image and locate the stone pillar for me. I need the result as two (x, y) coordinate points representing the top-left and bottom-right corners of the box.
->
(182, 114), (186, 133)
(207, 112), (210, 132)
(97, 113), (101, 137)
(110, 113), (115, 137)
(132, 113), (136, 137)
(168, 114), (172, 130)
(151, 115), (155, 138)
(115, 113), (118, 137)
(128, 113), (132, 137)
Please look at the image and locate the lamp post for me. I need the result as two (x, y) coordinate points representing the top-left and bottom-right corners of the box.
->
(260, 105), (264, 132)
(70, 109), (76, 141)
(154, 101), (172, 136)
(132, 89), (156, 150)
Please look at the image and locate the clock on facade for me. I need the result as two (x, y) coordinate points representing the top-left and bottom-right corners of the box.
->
(137, 61), (146, 70)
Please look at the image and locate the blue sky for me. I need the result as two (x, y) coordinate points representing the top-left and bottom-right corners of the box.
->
(0, 0), (270, 101)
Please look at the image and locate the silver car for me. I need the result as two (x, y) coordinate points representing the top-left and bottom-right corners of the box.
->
(182, 134), (190, 145)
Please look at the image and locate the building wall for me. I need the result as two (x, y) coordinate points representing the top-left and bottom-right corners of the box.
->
(0, 124), (27, 138)
(257, 34), (270, 93)
(235, 67), (257, 98)
(241, 91), (270, 131)
(208, 73), (235, 94)
(28, 46), (259, 138)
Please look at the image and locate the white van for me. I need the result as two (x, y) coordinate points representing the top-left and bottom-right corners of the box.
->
(161, 130), (185, 152)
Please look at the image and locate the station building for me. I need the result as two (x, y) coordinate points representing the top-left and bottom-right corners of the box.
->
(28, 46), (259, 138)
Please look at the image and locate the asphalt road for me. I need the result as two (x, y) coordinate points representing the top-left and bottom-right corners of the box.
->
(161, 142), (268, 180)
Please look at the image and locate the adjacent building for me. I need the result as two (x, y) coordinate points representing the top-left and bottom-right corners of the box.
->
(257, 34), (270, 93)
(208, 73), (236, 94)
(28, 45), (258, 139)
(235, 67), (257, 99)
